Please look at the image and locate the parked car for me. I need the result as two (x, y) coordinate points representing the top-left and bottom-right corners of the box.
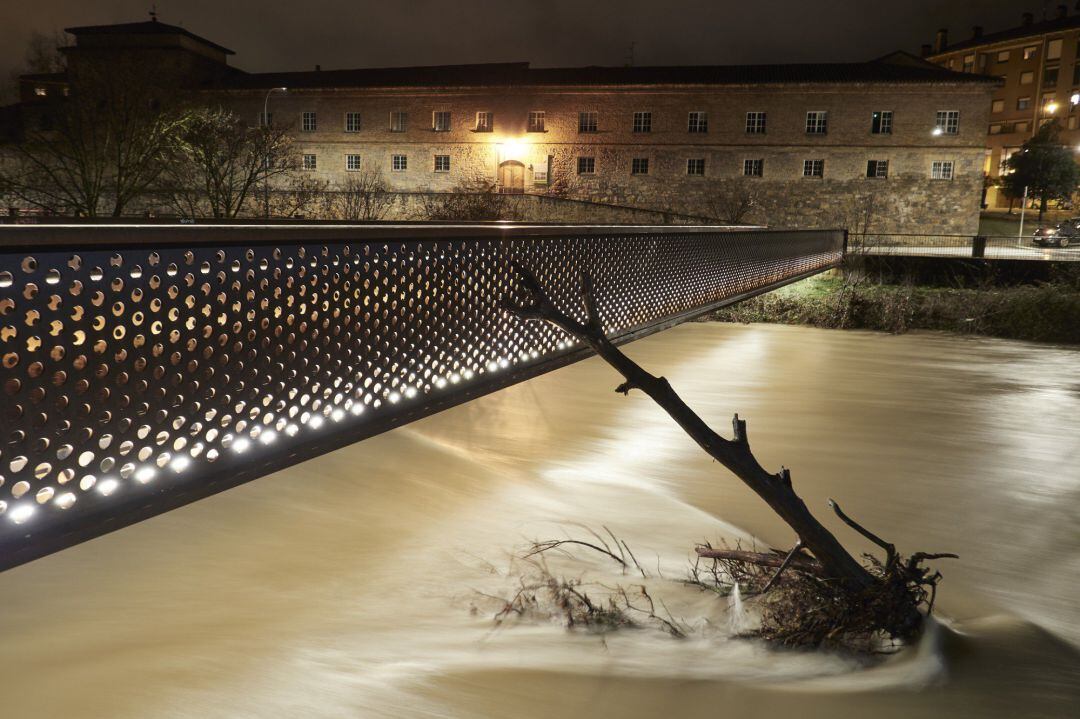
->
(1033, 219), (1080, 248)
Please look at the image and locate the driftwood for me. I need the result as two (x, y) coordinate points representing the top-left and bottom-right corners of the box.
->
(502, 266), (955, 645)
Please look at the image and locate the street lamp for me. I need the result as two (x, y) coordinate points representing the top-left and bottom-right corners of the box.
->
(263, 86), (288, 218)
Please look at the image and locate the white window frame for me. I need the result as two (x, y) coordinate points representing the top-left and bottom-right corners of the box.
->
(631, 157), (649, 175)
(805, 111), (828, 134)
(577, 156), (595, 175)
(866, 159), (889, 179)
(346, 154), (361, 171)
(434, 154), (450, 172)
(527, 111), (545, 132)
(935, 110), (959, 135)
(345, 112), (361, 133)
(686, 158), (705, 176)
(743, 158), (763, 177)
(392, 154), (407, 172)
(871, 110), (892, 135)
(688, 111), (708, 133)
(745, 111), (766, 134)
(390, 111), (408, 133)
(578, 111), (599, 133)
(301, 111), (317, 132)
(931, 160), (954, 180)
(302, 153), (317, 170)
(475, 111), (492, 132)
(432, 111), (450, 132)
(632, 111), (652, 133)
(802, 159), (824, 178)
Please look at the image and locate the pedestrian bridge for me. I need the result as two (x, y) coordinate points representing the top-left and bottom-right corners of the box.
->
(0, 223), (843, 570)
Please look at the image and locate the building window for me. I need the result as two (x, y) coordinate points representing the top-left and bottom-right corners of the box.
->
(962, 53), (975, 72)
(1023, 46), (1038, 60)
(302, 112), (317, 132)
(931, 160), (954, 180)
(805, 111), (828, 134)
(996, 50), (1010, 63)
(302, 153), (317, 170)
(1044, 66), (1060, 86)
(1073, 62), (1080, 85)
(871, 110), (892, 134)
(578, 111), (598, 133)
(1017, 96), (1031, 110)
(346, 154), (361, 171)
(577, 156), (595, 174)
(688, 111), (708, 133)
(803, 159), (824, 178)
(345, 112), (361, 133)
(392, 154), (407, 171)
(991, 99), (1004, 113)
(1048, 38), (1063, 60)
(1015, 121), (1030, 132)
(260, 112), (273, 128)
(631, 158), (649, 175)
(390, 112), (408, 132)
(1020, 70), (1034, 85)
(989, 123), (1002, 135)
(743, 159), (763, 177)
(686, 158), (705, 176)
(475, 112), (492, 132)
(633, 111), (652, 133)
(1070, 116), (1079, 130)
(433, 111), (450, 132)
(935, 110), (959, 135)
(866, 159), (889, 178)
(1043, 92), (1057, 108)
(528, 111), (545, 132)
(34, 86), (46, 96)
(434, 154), (450, 172)
(745, 111), (766, 134)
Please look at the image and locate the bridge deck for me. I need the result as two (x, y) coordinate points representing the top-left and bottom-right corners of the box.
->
(0, 224), (842, 570)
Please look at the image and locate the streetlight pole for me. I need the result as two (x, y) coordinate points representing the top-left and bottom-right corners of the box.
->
(262, 87), (287, 219)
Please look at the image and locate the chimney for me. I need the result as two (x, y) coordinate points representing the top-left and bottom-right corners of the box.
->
(934, 27), (949, 53)
(920, 43), (932, 57)
(1022, 12), (1034, 25)
(1058, 4), (1068, 19)
(972, 25), (983, 39)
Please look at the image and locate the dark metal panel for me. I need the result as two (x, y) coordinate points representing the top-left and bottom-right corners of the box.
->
(0, 225), (842, 570)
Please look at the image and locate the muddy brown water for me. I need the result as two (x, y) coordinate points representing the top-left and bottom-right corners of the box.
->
(1, 323), (1078, 718)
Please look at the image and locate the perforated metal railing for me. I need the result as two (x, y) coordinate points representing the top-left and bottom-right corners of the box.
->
(0, 224), (843, 570)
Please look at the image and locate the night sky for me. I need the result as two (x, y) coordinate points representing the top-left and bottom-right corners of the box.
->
(0, 0), (1039, 82)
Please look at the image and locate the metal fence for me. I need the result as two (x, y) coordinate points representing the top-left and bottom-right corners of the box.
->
(0, 223), (843, 570)
(848, 233), (1080, 261)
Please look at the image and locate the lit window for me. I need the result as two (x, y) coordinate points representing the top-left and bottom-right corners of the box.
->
(805, 111), (828, 134)
(1048, 39), (1063, 60)
(434, 154), (450, 172)
(866, 159), (889, 178)
(631, 157), (649, 175)
(963, 54), (975, 72)
(996, 50), (1010, 63)
(301, 111), (317, 132)
(935, 110), (959, 135)
(931, 160), (954, 180)
(743, 158), (763, 177)
(745, 111), (766, 134)
(390, 112), (407, 132)
(346, 154), (361, 171)
(433, 111), (450, 132)
(989, 123), (1002, 135)
(577, 156), (595, 174)
(578, 111), (598, 133)
(632, 111), (651, 133)
(34, 86), (46, 96)
(686, 158), (705, 176)
(688, 111), (708, 133)
(528, 111), (545, 132)
(1020, 71), (1034, 85)
(1023, 46), (1038, 60)
(302, 153), (317, 170)
(871, 110), (892, 134)
(803, 159), (824, 178)
(392, 154), (407, 171)
(345, 112), (361, 132)
(1015, 121), (1030, 132)
(475, 111), (492, 132)
(991, 99), (1004, 113)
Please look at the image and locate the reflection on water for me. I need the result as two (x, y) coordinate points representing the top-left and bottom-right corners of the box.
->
(0, 323), (1078, 718)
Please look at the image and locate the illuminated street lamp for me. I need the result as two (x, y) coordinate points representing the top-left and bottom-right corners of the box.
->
(1046, 101), (1060, 115)
(931, 127), (943, 136)
(1071, 92), (1080, 106)
(263, 86), (288, 218)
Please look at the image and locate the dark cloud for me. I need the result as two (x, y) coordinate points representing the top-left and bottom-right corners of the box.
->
(0, 0), (1039, 81)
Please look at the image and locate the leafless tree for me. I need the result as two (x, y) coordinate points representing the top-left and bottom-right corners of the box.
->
(707, 178), (762, 224)
(159, 106), (293, 219)
(419, 176), (514, 220)
(329, 168), (395, 220)
(268, 174), (336, 218)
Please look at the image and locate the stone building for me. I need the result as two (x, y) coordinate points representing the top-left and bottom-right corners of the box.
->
(6, 19), (997, 233)
(926, 5), (1080, 209)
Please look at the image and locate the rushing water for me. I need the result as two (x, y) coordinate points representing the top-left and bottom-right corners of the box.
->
(1, 323), (1079, 718)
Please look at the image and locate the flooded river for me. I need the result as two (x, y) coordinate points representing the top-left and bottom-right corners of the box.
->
(1, 323), (1078, 718)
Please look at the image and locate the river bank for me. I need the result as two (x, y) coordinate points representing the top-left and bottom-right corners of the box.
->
(708, 271), (1080, 344)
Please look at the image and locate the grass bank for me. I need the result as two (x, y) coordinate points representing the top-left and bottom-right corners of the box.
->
(709, 273), (1080, 344)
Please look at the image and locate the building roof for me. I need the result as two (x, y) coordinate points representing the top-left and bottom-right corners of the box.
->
(64, 20), (235, 55)
(931, 13), (1080, 55)
(217, 54), (996, 91)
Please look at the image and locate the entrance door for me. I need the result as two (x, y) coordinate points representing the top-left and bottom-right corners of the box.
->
(498, 160), (525, 194)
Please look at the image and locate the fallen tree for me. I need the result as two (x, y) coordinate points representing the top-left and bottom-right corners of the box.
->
(502, 267), (956, 649)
